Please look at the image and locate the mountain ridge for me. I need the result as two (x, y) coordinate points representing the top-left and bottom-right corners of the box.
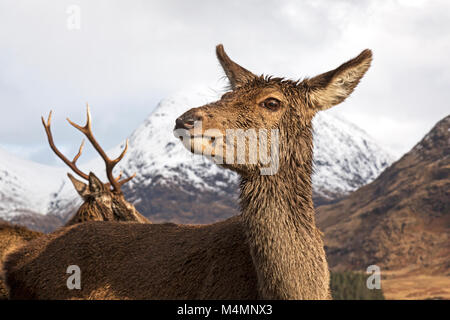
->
(316, 114), (450, 274)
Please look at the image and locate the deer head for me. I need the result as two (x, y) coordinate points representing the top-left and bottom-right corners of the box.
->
(42, 105), (149, 225)
(174, 45), (372, 177)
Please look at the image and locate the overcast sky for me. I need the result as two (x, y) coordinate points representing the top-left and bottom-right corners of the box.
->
(0, 0), (449, 166)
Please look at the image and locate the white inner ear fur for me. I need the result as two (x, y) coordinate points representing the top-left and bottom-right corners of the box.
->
(310, 56), (371, 111)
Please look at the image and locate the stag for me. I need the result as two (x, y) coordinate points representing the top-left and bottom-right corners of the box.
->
(1, 105), (149, 299)
(41, 106), (149, 225)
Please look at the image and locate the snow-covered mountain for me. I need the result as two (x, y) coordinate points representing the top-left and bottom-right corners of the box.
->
(112, 86), (394, 200)
(110, 86), (240, 194)
(0, 147), (82, 230)
(0, 86), (395, 228)
(0, 148), (60, 219)
(312, 112), (395, 199)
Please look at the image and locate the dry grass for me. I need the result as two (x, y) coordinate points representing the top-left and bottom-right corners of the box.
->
(382, 268), (450, 300)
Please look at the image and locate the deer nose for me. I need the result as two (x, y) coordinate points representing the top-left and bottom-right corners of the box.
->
(174, 111), (204, 130)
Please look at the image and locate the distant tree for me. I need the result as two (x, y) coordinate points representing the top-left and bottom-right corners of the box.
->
(330, 271), (385, 300)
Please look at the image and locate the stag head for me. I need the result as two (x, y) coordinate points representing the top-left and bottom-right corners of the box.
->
(42, 105), (148, 225)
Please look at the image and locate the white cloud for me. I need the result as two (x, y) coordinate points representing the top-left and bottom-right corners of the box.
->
(0, 0), (449, 164)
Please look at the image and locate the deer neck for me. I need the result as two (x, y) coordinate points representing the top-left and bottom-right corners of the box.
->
(239, 127), (329, 299)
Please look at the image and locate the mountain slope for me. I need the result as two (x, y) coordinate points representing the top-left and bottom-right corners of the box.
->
(0, 148), (65, 219)
(316, 115), (450, 275)
(0, 148), (81, 231)
(312, 112), (394, 200)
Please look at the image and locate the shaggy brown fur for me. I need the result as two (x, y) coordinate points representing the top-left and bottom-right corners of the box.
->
(1, 118), (149, 299)
(0, 223), (42, 299)
(0, 173), (149, 299)
(5, 218), (258, 299)
(5, 45), (372, 299)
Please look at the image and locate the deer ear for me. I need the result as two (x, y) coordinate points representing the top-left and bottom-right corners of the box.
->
(67, 173), (90, 199)
(88, 172), (105, 193)
(305, 49), (373, 111)
(216, 44), (256, 89)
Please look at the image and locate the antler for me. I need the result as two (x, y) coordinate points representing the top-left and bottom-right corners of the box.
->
(42, 111), (89, 180)
(42, 104), (135, 192)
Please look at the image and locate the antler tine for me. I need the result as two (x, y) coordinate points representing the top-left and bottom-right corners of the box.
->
(113, 140), (136, 187)
(72, 139), (85, 163)
(107, 141), (135, 189)
(41, 111), (89, 180)
(118, 172), (136, 186)
(66, 104), (94, 137)
(66, 104), (132, 192)
(115, 171), (123, 182)
(113, 139), (129, 164)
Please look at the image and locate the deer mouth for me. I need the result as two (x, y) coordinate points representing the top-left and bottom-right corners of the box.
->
(188, 134), (223, 149)
(173, 129), (224, 156)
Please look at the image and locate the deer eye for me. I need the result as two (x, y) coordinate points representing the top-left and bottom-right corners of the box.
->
(259, 98), (281, 111)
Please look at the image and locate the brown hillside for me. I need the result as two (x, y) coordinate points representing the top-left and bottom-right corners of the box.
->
(317, 115), (450, 276)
